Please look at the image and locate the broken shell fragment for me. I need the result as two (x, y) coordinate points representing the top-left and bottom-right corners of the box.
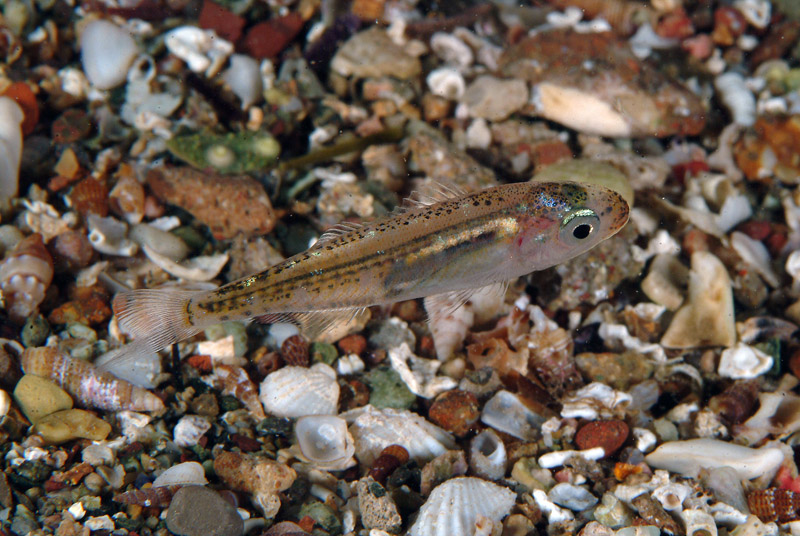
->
(80, 19), (140, 90)
(644, 438), (784, 479)
(660, 251), (736, 348)
(342, 405), (456, 466)
(407, 477), (516, 536)
(481, 390), (548, 441)
(718, 343), (773, 379)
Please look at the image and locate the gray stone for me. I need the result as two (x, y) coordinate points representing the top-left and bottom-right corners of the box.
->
(166, 485), (243, 536)
(462, 75), (528, 121)
(331, 28), (421, 80)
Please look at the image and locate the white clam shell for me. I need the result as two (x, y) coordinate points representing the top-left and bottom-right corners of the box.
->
(644, 438), (784, 479)
(143, 244), (229, 282)
(153, 461), (208, 487)
(341, 405), (456, 466)
(718, 343), (773, 380)
(407, 477), (516, 536)
(259, 364), (339, 418)
(80, 20), (140, 90)
(223, 54), (263, 109)
(295, 415), (355, 470)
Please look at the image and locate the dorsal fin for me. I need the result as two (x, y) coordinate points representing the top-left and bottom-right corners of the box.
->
(315, 221), (364, 245)
(391, 180), (467, 215)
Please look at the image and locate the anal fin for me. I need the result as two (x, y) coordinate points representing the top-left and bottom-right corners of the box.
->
(255, 307), (371, 343)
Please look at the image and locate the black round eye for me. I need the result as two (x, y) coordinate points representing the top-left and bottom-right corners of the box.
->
(560, 209), (600, 245)
(573, 223), (592, 240)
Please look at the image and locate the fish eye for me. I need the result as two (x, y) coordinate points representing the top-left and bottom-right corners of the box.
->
(560, 209), (600, 244)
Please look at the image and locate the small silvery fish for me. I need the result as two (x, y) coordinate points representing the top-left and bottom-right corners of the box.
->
(106, 180), (629, 365)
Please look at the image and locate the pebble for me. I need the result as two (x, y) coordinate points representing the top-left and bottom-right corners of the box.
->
(331, 28), (421, 80)
(13, 374), (73, 423)
(574, 352), (654, 391)
(574, 420), (630, 457)
(355, 477), (402, 533)
(80, 20), (139, 90)
(166, 485), (244, 536)
(462, 75), (528, 121)
(499, 28), (705, 137)
(427, 389), (480, 437)
(33, 409), (111, 444)
(147, 167), (276, 240)
(548, 482), (598, 511)
(364, 366), (416, 410)
(214, 451), (296, 518)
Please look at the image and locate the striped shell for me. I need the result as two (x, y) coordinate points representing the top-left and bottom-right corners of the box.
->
(748, 488), (800, 524)
(208, 365), (265, 420)
(21, 346), (164, 412)
(0, 233), (53, 322)
(407, 477), (516, 536)
(259, 363), (339, 418)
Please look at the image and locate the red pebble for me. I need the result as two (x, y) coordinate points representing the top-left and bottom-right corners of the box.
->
(231, 433), (261, 452)
(712, 6), (747, 46)
(672, 160), (709, 184)
(368, 445), (410, 484)
(198, 0), (245, 43)
(337, 334), (367, 355)
(574, 419), (629, 457)
(428, 390), (480, 437)
(656, 8), (695, 39)
(243, 13), (304, 59)
(682, 228), (711, 256)
(738, 220), (772, 241)
(682, 34), (714, 60)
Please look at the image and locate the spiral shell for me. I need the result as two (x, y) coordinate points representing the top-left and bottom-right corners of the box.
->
(0, 233), (53, 322)
(109, 174), (145, 224)
(21, 346), (164, 412)
(407, 477), (516, 536)
(748, 488), (800, 524)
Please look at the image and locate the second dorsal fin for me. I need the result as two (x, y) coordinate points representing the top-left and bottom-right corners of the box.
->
(405, 179), (467, 208)
(314, 221), (364, 245)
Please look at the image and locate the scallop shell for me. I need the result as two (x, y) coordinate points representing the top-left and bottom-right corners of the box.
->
(407, 477), (516, 536)
(341, 405), (456, 466)
(295, 415), (356, 470)
(0, 233), (53, 322)
(259, 363), (339, 418)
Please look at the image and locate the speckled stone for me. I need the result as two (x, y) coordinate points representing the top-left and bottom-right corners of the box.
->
(331, 27), (421, 80)
(356, 477), (402, 533)
(365, 367), (416, 410)
(166, 485), (244, 536)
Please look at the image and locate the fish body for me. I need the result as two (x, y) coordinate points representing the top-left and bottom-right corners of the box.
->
(109, 181), (629, 361)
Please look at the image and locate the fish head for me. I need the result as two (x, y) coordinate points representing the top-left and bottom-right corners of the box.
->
(515, 181), (630, 269)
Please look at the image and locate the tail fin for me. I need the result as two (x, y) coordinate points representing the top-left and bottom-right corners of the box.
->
(113, 288), (203, 353)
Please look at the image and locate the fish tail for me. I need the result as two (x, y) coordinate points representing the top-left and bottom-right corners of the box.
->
(113, 288), (203, 353)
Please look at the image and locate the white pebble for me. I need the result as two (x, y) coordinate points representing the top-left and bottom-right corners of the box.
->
(734, 0), (771, 28)
(465, 118), (492, 150)
(715, 72), (756, 126)
(81, 19), (140, 90)
(337, 353), (365, 375)
(223, 54), (263, 109)
(532, 489), (574, 524)
(164, 26), (233, 77)
(68, 502), (86, 520)
(538, 448), (604, 468)
(84, 516), (115, 531)
(633, 428), (657, 453)
(0, 389), (10, 417)
(426, 67), (466, 100)
(430, 32), (473, 69)
(268, 323), (299, 348)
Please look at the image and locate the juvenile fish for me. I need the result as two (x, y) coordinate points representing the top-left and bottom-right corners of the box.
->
(107, 181), (629, 364)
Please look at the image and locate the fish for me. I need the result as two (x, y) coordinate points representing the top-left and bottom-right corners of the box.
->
(102, 180), (629, 368)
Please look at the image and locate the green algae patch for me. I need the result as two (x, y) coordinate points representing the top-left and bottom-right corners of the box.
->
(167, 131), (280, 174)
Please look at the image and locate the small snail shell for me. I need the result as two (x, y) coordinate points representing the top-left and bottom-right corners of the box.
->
(0, 233), (53, 322)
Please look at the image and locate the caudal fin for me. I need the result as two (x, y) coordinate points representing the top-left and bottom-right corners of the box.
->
(113, 288), (203, 353)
